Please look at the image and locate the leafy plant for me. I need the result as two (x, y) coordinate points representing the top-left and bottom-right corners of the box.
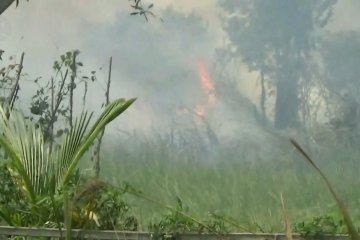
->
(0, 52), (25, 116)
(30, 50), (96, 145)
(295, 214), (347, 240)
(148, 197), (199, 236)
(0, 98), (135, 226)
(147, 196), (229, 240)
(0, 164), (29, 226)
(92, 186), (138, 230)
(71, 179), (138, 230)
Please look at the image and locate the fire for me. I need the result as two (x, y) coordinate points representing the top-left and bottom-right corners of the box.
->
(197, 60), (216, 104)
(175, 59), (216, 121)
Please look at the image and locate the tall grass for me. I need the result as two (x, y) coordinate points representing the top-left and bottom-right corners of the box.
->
(290, 138), (360, 240)
(85, 127), (360, 232)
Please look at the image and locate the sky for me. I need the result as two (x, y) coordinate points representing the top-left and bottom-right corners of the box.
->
(1, 0), (360, 139)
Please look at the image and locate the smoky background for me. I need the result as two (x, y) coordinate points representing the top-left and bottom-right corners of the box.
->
(1, 0), (360, 230)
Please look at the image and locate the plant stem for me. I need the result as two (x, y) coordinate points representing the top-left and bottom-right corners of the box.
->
(49, 70), (68, 154)
(69, 53), (76, 128)
(94, 57), (112, 178)
(6, 52), (24, 118)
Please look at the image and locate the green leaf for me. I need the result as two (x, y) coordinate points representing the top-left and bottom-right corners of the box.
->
(59, 98), (136, 189)
(0, 112), (38, 203)
(290, 138), (360, 240)
(0, 205), (13, 225)
(0, 98), (135, 208)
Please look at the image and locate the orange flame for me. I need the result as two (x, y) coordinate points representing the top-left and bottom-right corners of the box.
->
(175, 60), (216, 121)
(197, 60), (216, 104)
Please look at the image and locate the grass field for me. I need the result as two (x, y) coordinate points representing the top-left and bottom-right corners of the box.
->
(85, 129), (360, 232)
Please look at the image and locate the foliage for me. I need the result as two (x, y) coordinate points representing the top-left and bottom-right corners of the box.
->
(319, 32), (360, 134)
(218, 0), (337, 129)
(0, 164), (83, 226)
(0, 97), (135, 227)
(97, 125), (360, 232)
(2, 92), (360, 233)
(30, 50), (96, 142)
(93, 186), (138, 230)
(128, 0), (161, 22)
(0, 165), (28, 226)
(72, 181), (138, 230)
(0, 54), (20, 106)
(294, 214), (347, 240)
(0, 167), (139, 229)
(2, 1), (360, 235)
(148, 197), (230, 240)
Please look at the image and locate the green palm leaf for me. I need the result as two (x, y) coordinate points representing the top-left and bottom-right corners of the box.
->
(57, 98), (136, 190)
(0, 107), (50, 203)
(0, 98), (135, 206)
(55, 112), (92, 191)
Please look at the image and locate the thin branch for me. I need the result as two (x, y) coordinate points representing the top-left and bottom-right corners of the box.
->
(94, 57), (112, 178)
(69, 54), (76, 128)
(6, 52), (24, 118)
(49, 78), (55, 154)
(49, 70), (68, 153)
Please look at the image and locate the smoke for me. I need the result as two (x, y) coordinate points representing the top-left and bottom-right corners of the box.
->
(2, 1), (360, 163)
(77, 6), (219, 132)
(0, 2), (293, 161)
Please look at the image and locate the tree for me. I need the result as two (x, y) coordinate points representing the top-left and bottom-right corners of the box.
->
(320, 31), (360, 132)
(219, 0), (337, 129)
(30, 50), (96, 150)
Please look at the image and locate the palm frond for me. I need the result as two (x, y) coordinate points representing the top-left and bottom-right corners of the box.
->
(0, 98), (135, 206)
(55, 112), (92, 189)
(0, 107), (51, 202)
(56, 98), (136, 190)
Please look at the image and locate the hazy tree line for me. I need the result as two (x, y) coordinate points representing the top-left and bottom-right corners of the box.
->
(215, 0), (360, 141)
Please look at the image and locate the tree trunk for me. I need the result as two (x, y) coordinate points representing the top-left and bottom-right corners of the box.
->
(274, 74), (300, 129)
(0, 0), (15, 15)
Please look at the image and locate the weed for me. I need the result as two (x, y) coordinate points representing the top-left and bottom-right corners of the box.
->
(148, 197), (230, 240)
(294, 214), (347, 240)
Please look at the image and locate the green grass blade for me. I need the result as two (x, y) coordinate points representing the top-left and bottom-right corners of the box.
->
(290, 138), (360, 240)
(280, 192), (293, 240)
(0, 205), (13, 225)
